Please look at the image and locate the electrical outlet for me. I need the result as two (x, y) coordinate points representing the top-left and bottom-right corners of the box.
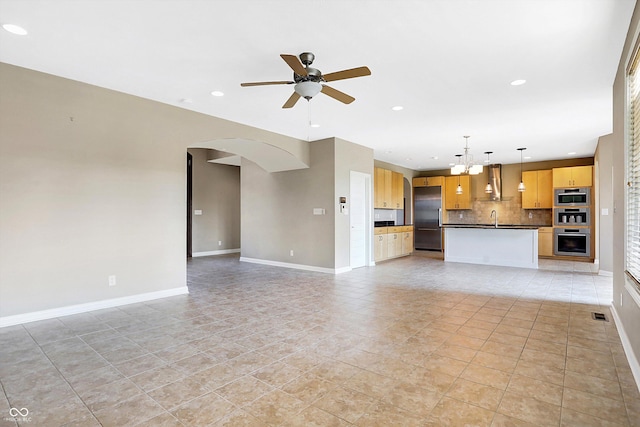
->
(528, 212), (533, 219)
(218, 241), (222, 246)
(108, 275), (116, 287)
(459, 213), (463, 219)
(290, 250), (294, 257)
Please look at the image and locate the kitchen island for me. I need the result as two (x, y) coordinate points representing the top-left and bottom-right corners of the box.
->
(443, 224), (539, 269)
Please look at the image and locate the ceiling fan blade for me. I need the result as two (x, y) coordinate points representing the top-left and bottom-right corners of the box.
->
(282, 92), (301, 109)
(280, 54), (308, 76)
(323, 66), (371, 82)
(240, 81), (293, 87)
(321, 85), (355, 104)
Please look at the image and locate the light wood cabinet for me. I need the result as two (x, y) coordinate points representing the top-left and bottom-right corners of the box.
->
(552, 166), (593, 187)
(414, 176), (445, 188)
(375, 168), (404, 209)
(444, 175), (471, 210)
(413, 177), (427, 187)
(392, 171), (403, 209)
(522, 170), (553, 209)
(383, 169), (392, 207)
(426, 176), (444, 187)
(387, 231), (402, 258)
(402, 230), (414, 255)
(538, 227), (553, 257)
(374, 168), (385, 208)
(374, 167), (392, 208)
(374, 226), (413, 261)
(374, 229), (388, 262)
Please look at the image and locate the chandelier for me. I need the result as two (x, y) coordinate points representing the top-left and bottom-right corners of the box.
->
(451, 136), (483, 175)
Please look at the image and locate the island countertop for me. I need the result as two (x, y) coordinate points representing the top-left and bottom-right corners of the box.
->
(442, 223), (550, 230)
(444, 227), (539, 269)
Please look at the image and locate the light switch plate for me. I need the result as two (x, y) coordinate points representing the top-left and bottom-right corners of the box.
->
(194, 210), (202, 215)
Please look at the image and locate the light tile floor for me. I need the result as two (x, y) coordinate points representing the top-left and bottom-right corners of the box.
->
(1, 254), (639, 426)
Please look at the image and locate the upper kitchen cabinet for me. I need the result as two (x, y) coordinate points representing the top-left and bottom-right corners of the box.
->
(522, 170), (553, 208)
(375, 167), (404, 209)
(392, 171), (403, 209)
(444, 175), (471, 210)
(413, 176), (444, 187)
(552, 166), (593, 187)
(374, 167), (390, 208)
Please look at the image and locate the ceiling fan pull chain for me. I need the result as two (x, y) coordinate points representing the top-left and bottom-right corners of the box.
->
(307, 101), (311, 142)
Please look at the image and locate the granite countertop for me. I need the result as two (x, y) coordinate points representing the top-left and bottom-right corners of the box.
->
(442, 223), (550, 229)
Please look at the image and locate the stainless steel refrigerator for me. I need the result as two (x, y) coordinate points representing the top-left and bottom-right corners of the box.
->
(414, 186), (442, 250)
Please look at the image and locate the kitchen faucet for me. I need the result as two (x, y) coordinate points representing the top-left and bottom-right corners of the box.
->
(490, 210), (498, 228)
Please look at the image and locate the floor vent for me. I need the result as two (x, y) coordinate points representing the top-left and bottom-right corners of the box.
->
(592, 312), (609, 322)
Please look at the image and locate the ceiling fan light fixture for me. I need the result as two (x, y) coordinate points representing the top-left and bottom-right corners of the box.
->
(294, 81), (322, 100)
(2, 24), (27, 35)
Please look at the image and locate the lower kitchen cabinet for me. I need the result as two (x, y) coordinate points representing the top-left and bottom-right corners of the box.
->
(374, 226), (413, 262)
(402, 231), (414, 255)
(538, 227), (553, 257)
(374, 229), (388, 262)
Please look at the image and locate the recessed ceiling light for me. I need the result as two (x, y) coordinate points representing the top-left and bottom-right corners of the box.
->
(210, 90), (224, 97)
(384, 150), (392, 154)
(431, 156), (438, 160)
(391, 106), (403, 111)
(310, 123), (320, 128)
(568, 151), (577, 155)
(180, 98), (193, 104)
(2, 24), (27, 35)
(524, 156), (531, 159)
(406, 157), (412, 161)
(510, 79), (526, 86)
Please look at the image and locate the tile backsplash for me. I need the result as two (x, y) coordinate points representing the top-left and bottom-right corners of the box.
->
(445, 197), (552, 225)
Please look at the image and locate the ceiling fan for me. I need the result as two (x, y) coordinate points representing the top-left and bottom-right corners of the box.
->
(240, 52), (371, 109)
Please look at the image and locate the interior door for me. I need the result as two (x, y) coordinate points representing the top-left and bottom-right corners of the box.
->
(350, 171), (368, 268)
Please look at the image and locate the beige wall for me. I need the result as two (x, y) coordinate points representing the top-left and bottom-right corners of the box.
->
(0, 63), (308, 318)
(188, 149), (240, 253)
(611, 1), (640, 370)
(240, 137), (374, 270)
(240, 139), (336, 268)
(595, 134), (614, 273)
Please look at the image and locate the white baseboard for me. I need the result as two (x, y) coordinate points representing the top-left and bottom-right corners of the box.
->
(240, 257), (348, 274)
(0, 286), (189, 328)
(610, 303), (640, 393)
(193, 248), (240, 257)
(599, 270), (613, 277)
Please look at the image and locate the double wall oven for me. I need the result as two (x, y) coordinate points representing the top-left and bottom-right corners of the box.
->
(553, 187), (591, 258)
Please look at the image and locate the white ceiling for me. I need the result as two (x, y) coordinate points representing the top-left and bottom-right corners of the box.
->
(0, 0), (635, 171)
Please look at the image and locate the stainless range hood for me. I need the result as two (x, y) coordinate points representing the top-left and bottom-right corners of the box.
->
(487, 164), (502, 201)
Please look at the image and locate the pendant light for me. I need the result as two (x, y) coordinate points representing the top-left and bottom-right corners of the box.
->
(517, 147), (526, 192)
(454, 154), (463, 194)
(484, 151), (493, 193)
(450, 136), (483, 175)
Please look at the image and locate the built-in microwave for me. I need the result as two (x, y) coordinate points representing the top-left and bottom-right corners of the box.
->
(554, 188), (590, 206)
(554, 207), (590, 226)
